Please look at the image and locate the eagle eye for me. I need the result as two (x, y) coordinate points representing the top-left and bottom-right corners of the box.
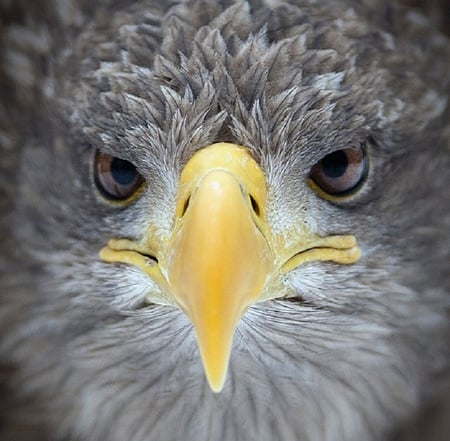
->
(309, 145), (368, 198)
(94, 151), (144, 201)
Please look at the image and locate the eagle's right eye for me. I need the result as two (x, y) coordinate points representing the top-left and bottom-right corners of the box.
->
(94, 151), (144, 201)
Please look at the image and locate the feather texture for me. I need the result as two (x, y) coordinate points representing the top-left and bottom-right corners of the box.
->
(0, 1), (449, 440)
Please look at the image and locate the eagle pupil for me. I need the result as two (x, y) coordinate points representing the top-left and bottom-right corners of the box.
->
(110, 158), (137, 185)
(321, 151), (348, 178)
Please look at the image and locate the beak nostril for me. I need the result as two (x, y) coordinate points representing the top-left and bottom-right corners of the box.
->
(249, 194), (260, 217)
(180, 195), (191, 217)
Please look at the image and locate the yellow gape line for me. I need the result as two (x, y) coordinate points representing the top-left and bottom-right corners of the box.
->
(99, 143), (361, 393)
(280, 235), (361, 273)
(99, 241), (169, 293)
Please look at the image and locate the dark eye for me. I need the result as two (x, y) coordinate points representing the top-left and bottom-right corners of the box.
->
(94, 151), (144, 201)
(309, 146), (368, 197)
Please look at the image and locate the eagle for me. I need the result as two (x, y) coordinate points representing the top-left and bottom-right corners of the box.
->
(0, 0), (449, 440)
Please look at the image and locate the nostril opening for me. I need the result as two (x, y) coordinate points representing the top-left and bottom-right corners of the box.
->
(181, 195), (191, 217)
(249, 194), (260, 217)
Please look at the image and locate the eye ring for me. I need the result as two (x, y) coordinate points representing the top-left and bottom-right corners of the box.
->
(308, 144), (368, 199)
(94, 151), (144, 202)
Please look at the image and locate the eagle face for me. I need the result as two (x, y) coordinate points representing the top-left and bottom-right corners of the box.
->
(0, 1), (449, 441)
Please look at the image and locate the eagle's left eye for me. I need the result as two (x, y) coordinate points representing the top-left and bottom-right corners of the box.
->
(94, 151), (144, 201)
(309, 145), (368, 197)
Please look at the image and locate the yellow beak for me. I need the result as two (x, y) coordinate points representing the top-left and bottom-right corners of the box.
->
(99, 142), (361, 393)
(167, 144), (272, 392)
